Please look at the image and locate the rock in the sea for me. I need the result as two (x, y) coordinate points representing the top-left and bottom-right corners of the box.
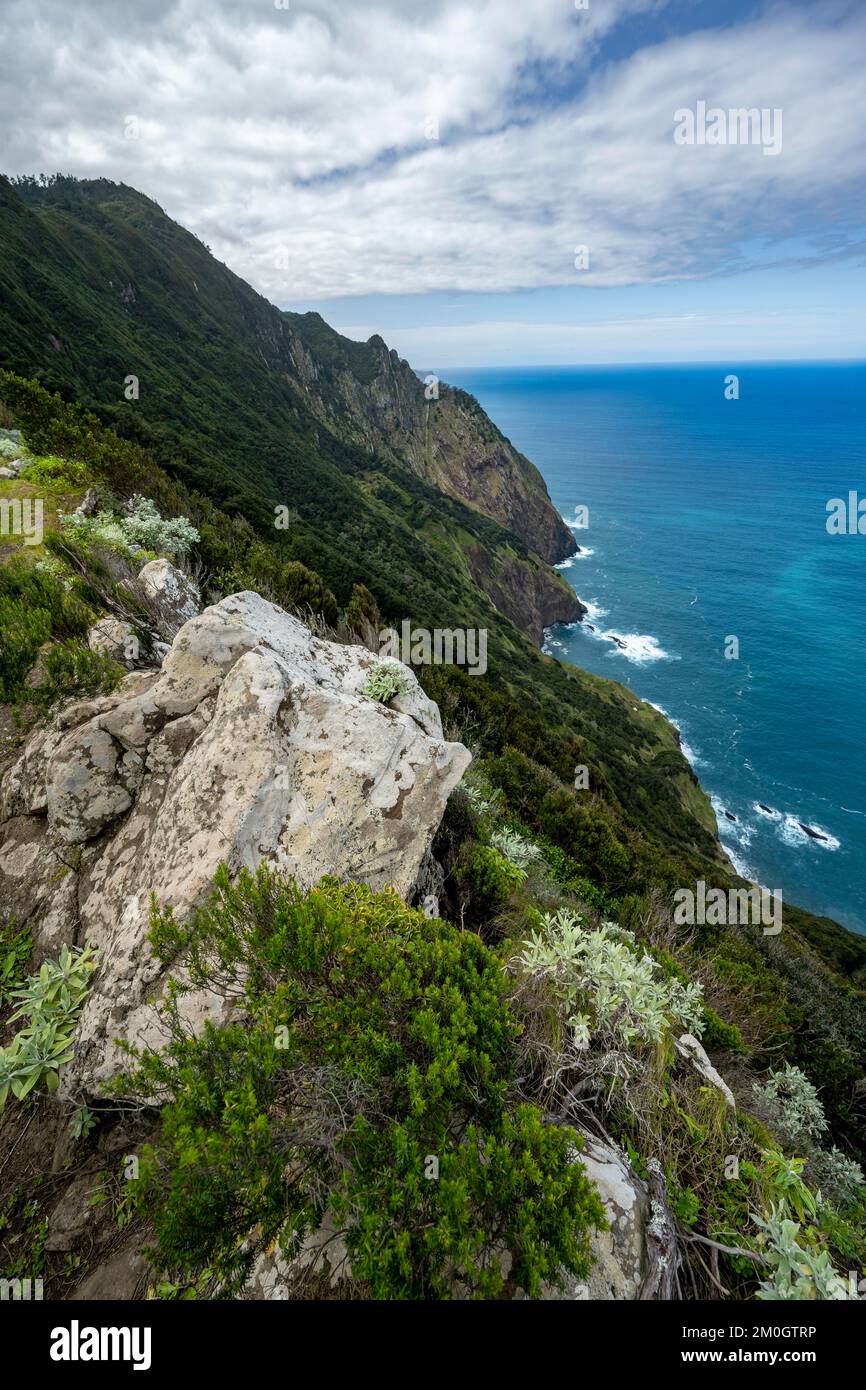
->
(0, 592), (470, 1094)
(136, 557), (200, 634)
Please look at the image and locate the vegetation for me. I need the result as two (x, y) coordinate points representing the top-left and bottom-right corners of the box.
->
(123, 866), (606, 1299)
(0, 175), (864, 1300)
(0, 944), (97, 1109)
(362, 660), (411, 704)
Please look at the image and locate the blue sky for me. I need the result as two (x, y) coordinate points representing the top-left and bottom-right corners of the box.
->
(3, 0), (865, 366)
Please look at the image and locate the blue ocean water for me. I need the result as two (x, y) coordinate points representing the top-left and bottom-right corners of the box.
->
(443, 363), (866, 935)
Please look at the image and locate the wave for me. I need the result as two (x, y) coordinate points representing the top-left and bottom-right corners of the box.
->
(561, 507), (589, 531)
(752, 801), (840, 850)
(647, 700), (703, 768)
(778, 814), (840, 852)
(601, 631), (670, 664)
(709, 794), (761, 879)
(555, 547), (594, 570)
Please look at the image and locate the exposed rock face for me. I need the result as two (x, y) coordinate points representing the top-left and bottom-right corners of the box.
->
(136, 558), (200, 634)
(533, 1136), (656, 1300)
(465, 543), (584, 645)
(0, 592), (471, 1094)
(282, 313), (577, 565)
(87, 616), (137, 668)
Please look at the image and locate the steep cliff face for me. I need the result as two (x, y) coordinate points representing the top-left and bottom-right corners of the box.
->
(281, 313), (576, 565)
(0, 175), (575, 641)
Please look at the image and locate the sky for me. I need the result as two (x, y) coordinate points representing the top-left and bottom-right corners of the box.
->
(1, 0), (864, 366)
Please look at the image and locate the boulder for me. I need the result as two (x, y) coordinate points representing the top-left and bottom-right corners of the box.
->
(0, 593), (470, 1095)
(76, 487), (99, 517)
(88, 616), (138, 668)
(45, 1175), (106, 1252)
(136, 558), (199, 634)
(535, 1136), (654, 1300)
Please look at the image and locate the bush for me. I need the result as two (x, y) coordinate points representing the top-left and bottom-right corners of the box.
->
(19, 454), (89, 488)
(362, 660), (410, 704)
(0, 944), (97, 1108)
(461, 844), (526, 911)
(121, 495), (199, 558)
(701, 1006), (744, 1053)
(58, 494), (199, 561)
(753, 1205), (854, 1300)
(37, 638), (125, 704)
(753, 1063), (828, 1146)
(124, 866), (606, 1299)
(0, 555), (93, 701)
(516, 908), (705, 1055)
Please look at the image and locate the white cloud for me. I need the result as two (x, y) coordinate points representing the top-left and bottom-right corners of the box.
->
(1, 0), (864, 300)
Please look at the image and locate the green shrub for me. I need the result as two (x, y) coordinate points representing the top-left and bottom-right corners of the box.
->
(0, 943), (97, 1108)
(362, 659), (411, 704)
(124, 866), (606, 1299)
(20, 454), (90, 488)
(462, 844), (526, 910)
(0, 555), (93, 701)
(701, 1006), (744, 1053)
(38, 638), (124, 704)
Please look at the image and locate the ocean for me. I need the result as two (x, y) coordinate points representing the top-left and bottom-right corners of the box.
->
(443, 363), (866, 936)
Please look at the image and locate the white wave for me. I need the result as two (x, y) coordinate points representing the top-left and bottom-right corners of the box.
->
(554, 556), (575, 570)
(561, 507), (590, 531)
(575, 546), (594, 557)
(778, 814), (840, 851)
(602, 631), (670, 664)
(581, 599), (608, 621)
(710, 794), (755, 848)
(753, 801), (781, 821)
(646, 701), (703, 768)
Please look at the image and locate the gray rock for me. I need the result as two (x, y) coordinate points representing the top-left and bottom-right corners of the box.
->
(88, 616), (138, 668)
(137, 558), (200, 635)
(676, 1032), (736, 1107)
(71, 1245), (149, 1301)
(1, 592), (471, 1095)
(76, 487), (99, 517)
(549, 1136), (652, 1300)
(45, 1175), (105, 1252)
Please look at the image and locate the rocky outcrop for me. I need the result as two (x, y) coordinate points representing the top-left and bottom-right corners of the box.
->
(87, 616), (138, 668)
(0, 592), (471, 1094)
(135, 558), (200, 635)
(465, 543), (584, 645)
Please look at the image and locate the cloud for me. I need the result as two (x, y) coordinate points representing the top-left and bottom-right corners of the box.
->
(1, 0), (864, 300)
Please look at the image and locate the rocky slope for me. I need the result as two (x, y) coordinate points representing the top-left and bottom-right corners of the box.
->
(282, 311), (576, 564)
(0, 175), (576, 641)
(0, 586), (470, 1093)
